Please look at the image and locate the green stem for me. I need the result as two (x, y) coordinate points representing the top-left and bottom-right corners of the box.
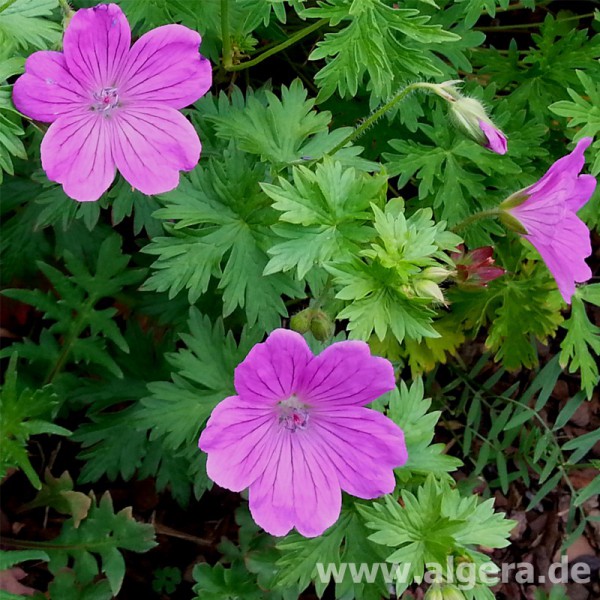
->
(221, 0), (233, 69)
(226, 18), (328, 72)
(477, 12), (596, 31)
(0, 0), (18, 12)
(57, 0), (74, 17)
(2, 536), (129, 552)
(495, 0), (550, 12)
(43, 298), (94, 385)
(328, 82), (440, 155)
(452, 208), (500, 233)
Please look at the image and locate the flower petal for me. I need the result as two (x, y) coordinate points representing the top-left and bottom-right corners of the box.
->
(199, 396), (280, 492)
(234, 329), (312, 405)
(297, 340), (395, 408)
(567, 174), (597, 213)
(119, 24), (212, 109)
(111, 105), (200, 195)
(12, 51), (87, 122)
(479, 120), (507, 155)
(310, 407), (407, 498)
(525, 212), (592, 303)
(248, 432), (342, 537)
(524, 137), (595, 212)
(509, 192), (565, 241)
(63, 3), (131, 90)
(41, 112), (116, 202)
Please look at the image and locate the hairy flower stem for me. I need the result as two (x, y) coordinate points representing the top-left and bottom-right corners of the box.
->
(58, 0), (74, 18)
(452, 208), (501, 234)
(226, 19), (329, 72)
(328, 82), (440, 156)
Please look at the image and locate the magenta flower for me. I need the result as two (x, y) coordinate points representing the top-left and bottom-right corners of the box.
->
(501, 137), (596, 303)
(12, 3), (211, 202)
(479, 120), (507, 155)
(198, 329), (408, 538)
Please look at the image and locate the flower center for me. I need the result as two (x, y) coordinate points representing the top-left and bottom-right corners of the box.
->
(92, 87), (119, 114)
(278, 395), (309, 432)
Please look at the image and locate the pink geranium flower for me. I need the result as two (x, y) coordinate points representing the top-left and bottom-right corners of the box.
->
(13, 3), (211, 202)
(500, 137), (596, 303)
(198, 329), (408, 538)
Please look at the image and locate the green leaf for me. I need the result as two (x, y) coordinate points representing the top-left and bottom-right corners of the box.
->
(45, 492), (156, 596)
(275, 503), (389, 599)
(550, 70), (600, 177)
(359, 476), (513, 595)
(209, 80), (331, 166)
(560, 285), (600, 398)
(1, 235), (146, 380)
(138, 308), (262, 500)
(143, 149), (304, 330)
(327, 201), (460, 344)
(0, 354), (69, 489)
(0, 0), (61, 59)
(192, 562), (264, 600)
(23, 470), (92, 527)
(262, 158), (386, 278)
(305, 0), (459, 104)
(0, 550), (49, 570)
(384, 380), (462, 478)
(479, 15), (600, 116)
(0, 58), (26, 182)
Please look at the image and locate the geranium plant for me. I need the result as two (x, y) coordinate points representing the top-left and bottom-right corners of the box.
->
(1, 1), (598, 599)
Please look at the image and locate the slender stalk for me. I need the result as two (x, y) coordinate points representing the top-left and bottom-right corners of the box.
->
(0, 0), (18, 13)
(57, 0), (74, 17)
(452, 208), (500, 233)
(477, 12), (596, 31)
(226, 18), (328, 72)
(495, 0), (551, 13)
(328, 82), (441, 155)
(221, 0), (233, 69)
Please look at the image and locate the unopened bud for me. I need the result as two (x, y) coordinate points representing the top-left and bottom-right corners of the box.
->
(310, 310), (335, 341)
(290, 309), (312, 334)
(424, 584), (444, 600)
(441, 584), (466, 600)
(449, 96), (507, 155)
(414, 279), (446, 304)
(422, 266), (450, 284)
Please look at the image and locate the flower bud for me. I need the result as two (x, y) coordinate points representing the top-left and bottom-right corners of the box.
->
(414, 279), (446, 304)
(290, 309), (312, 334)
(422, 266), (451, 284)
(450, 97), (489, 142)
(441, 584), (466, 600)
(450, 97), (507, 155)
(310, 310), (335, 341)
(424, 584), (444, 600)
